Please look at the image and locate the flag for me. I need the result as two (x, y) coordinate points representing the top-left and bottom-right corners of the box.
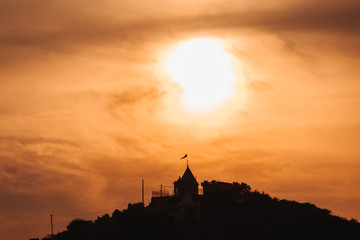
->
(180, 154), (187, 159)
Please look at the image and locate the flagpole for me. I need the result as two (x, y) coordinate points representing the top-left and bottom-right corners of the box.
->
(180, 154), (188, 168)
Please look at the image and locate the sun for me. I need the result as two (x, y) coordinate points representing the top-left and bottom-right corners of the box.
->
(165, 38), (236, 111)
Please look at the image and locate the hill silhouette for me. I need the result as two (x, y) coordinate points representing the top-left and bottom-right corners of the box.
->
(34, 182), (360, 240)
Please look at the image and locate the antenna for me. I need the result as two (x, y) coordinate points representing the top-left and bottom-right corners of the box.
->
(142, 179), (144, 206)
(50, 214), (54, 239)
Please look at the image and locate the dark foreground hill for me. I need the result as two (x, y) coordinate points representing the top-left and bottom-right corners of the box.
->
(35, 188), (360, 240)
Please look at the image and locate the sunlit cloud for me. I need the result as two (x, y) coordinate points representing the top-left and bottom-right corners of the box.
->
(1, 0), (360, 239)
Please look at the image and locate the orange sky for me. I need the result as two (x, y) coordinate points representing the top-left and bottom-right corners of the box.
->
(1, 1), (360, 239)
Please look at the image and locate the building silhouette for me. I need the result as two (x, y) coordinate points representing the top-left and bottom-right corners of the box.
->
(174, 166), (199, 196)
(149, 165), (249, 217)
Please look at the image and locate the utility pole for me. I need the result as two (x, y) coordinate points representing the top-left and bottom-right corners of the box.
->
(142, 179), (144, 206)
(50, 214), (54, 239)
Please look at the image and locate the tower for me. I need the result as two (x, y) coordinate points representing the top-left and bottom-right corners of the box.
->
(173, 165), (199, 197)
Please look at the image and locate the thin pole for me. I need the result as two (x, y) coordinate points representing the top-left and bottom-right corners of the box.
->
(50, 214), (54, 238)
(142, 179), (144, 205)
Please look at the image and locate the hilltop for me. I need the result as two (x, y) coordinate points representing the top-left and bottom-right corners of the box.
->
(34, 187), (360, 240)
(32, 166), (360, 240)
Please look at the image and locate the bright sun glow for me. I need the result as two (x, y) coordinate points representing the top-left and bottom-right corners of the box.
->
(165, 38), (236, 111)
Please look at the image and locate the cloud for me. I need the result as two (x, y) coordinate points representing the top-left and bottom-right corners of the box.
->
(1, 0), (360, 66)
(1, 1), (360, 239)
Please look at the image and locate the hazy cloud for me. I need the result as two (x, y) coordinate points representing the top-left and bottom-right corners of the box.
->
(1, 0), (360, 65)
(1, 1), (360, 239)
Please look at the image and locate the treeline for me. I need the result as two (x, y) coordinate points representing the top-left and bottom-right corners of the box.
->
(33, 186), (360, 240)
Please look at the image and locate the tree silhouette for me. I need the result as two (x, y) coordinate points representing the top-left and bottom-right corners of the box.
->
(32, 182), (360, 240)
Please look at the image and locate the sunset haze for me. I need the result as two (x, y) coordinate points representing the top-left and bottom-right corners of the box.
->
(1, 1), (360, 239)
